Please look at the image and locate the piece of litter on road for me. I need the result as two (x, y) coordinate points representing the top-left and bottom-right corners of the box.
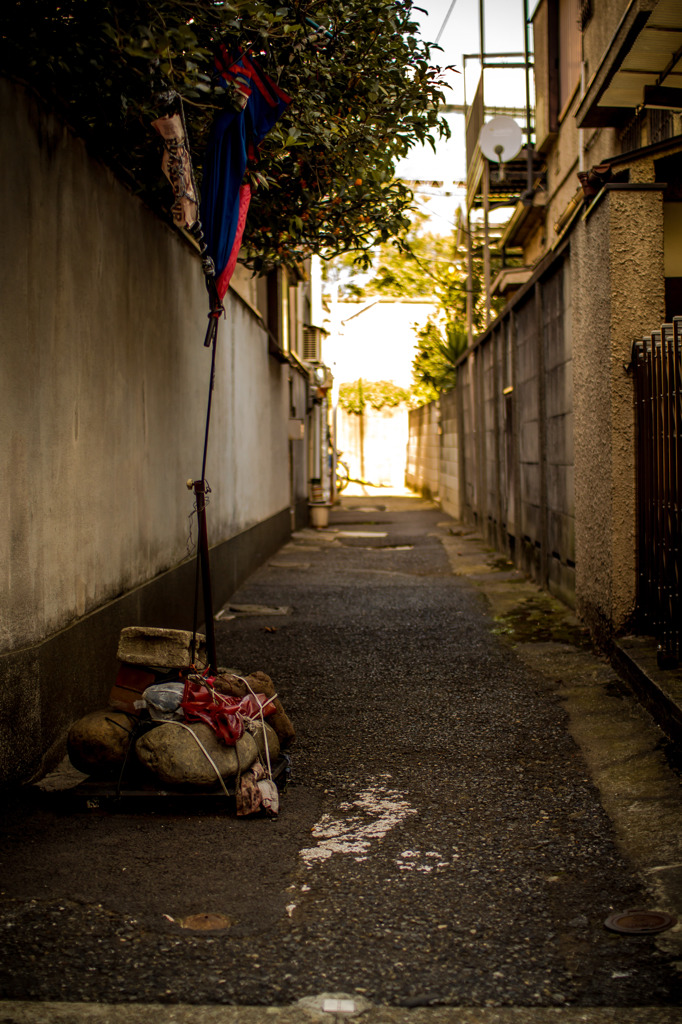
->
(179, 912), (233, 931)
(323, 999), (356, 1013)
(228, 603), (291, 616)
(298, 994), (372, 1016)
(286, 904), (296, 917)
(337, 531), (388, 538)
(269, 561), (311, 569)
(213, 609), (236, 621)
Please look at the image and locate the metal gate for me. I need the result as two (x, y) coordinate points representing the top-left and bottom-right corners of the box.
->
(633, 316), (682, 664)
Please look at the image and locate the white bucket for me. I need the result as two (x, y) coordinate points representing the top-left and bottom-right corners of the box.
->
(310, 504), (329, 528)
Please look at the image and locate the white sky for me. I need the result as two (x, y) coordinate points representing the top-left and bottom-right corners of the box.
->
(394, 0), (530, 234)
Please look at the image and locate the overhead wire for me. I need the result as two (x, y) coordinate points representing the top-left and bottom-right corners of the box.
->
(435, 0), (461, 44)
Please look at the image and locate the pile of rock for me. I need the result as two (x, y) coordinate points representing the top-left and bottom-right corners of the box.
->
(66, 626), (294, 814)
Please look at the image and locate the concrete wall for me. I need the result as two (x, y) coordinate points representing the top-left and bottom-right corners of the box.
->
(337, 405), (410, 492)
(408, 181), (668, 643)
(439, 390), (461, 520)
(0, 80), (296, 785)
(460, 2), (676, 644)
(573, 186), (666, 642)
(406, 402), (440, 499)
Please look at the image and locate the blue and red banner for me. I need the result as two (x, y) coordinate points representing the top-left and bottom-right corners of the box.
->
(200, 49), (291, 299)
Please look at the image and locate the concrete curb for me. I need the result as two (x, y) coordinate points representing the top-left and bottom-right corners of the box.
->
(1, 1001), (682, 1024)
(612, 636), (682, 746)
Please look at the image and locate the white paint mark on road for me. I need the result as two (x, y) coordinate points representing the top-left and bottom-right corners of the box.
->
(300, 784), (417, 868)
(395, 849), (450, 872)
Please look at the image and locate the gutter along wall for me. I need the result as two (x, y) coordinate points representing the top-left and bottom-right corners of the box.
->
(0, 80), (297, 786)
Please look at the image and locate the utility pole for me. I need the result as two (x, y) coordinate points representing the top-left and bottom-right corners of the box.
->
(479, 0), (491, 327)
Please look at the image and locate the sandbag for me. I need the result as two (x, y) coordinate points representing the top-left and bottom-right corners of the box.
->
(214, 670), (296, 747)
(246, 719), (281, 765)
(67, 709), (136, 776)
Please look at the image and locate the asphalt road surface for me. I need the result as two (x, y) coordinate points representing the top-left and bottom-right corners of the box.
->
(1, 496), (681, 1022)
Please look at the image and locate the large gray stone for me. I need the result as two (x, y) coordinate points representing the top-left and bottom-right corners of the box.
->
(135, 723), (257, 786)
(117, 627), (206, 669)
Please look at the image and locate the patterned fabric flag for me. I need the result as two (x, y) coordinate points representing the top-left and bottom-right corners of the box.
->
(200, 49), (291, 299)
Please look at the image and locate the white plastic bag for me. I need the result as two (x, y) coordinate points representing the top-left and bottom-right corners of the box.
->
(141, 682), (185, 721)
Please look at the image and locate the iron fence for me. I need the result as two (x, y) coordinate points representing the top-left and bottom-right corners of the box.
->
(633, 316), (682, 664)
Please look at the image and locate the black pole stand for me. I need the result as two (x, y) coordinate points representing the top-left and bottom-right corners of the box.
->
(189, 301), (222, 675)
(192, 478), (217, 672)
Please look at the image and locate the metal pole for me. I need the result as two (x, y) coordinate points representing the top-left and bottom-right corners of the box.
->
(480, 0), (491, 327)
(466, 209), (474, 347)
(479, 0), (485, 69)
(523, 0), (534, 202)
(189, 325), (219, 673)
(483, 157), (491, 327)
(193, 479), (217, 673)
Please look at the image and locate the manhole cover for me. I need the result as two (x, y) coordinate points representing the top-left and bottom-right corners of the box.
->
(604, 910), (677, 935)
(180, 912), (233, 931)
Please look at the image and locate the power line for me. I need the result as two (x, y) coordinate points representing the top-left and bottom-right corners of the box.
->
(435, 0), (461, 45)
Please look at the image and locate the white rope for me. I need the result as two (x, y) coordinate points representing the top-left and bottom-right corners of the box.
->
(238, 676), (274, 781)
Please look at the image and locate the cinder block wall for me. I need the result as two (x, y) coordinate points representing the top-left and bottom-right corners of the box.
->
(407, 256), (576, 608)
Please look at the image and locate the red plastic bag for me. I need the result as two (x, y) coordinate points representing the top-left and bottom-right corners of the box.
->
(181, 679), (243, 745)
(180, 679), (275, 745)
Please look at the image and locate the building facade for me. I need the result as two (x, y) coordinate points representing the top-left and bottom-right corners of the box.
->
(408, 0), (682, 654)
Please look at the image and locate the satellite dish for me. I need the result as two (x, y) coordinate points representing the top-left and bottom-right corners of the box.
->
(478, 116), (523, 164)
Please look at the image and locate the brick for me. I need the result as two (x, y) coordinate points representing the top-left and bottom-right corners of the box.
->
(117, 626), (206, 669)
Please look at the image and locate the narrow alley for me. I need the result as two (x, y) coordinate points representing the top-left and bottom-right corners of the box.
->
(2, 497), (682, 1023)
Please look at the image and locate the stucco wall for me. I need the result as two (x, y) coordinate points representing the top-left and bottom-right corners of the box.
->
(0, 79), (291, 651)
(582, 0), (631, 87)
(0, 80), (293, 782)
(573, 186), (666, 640)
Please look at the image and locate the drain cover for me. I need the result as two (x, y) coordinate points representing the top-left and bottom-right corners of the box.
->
(604, 910), (677, 935)
(180, 912), (233, 931)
